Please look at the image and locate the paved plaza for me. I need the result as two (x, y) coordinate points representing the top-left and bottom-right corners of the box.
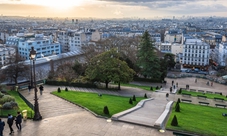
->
(1, 77), (226, 136)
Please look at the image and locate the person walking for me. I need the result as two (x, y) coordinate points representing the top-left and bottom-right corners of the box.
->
(166, 93), (169, 101)
(15, 112), (22, 131)
(7, 114), (14, 135)
(28, 84), (32, 94)
(0, 118), (5, 136)
(39, 85), (44, 95)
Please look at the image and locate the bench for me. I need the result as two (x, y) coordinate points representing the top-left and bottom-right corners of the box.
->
(173, 131), (195, 136)
(182, 93), (191, 97)
(214, 97), (224, 102)
(181, 99), (192, 103)
(215, 104), (226, 108)
(190, 89), (196, 92)
(206, 91), (213, 94)
(198, 90), (204, 93)
(197, 95), (207, 99)
(18, 85), (28, 90)
(198, 101), (209, 106)
(222, 113), (227, 116)
(215, 92), (222, 95)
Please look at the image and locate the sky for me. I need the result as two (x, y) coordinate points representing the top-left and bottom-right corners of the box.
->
(0, 0), (227, 19)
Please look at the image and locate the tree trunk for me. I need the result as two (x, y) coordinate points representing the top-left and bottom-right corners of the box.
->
(118, 82), (121, 90)
(105, 81), (108, 89)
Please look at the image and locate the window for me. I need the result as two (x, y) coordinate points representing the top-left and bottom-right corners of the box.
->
(28, 43), (32, 45)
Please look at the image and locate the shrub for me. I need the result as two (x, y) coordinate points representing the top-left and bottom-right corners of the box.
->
(144, 93), (147, 98)
(220, 93), (222, 95)
(132, 95), (136, 101)
(103, 106), (109, 115)
(57, 87), (61, 93)
(129, 98), (133, 104)
(160, 85), (162, 88)
(156, 86), (159, 89)
(2, 102), (12, 109)
(178, 88), (182, 94)
(0, 95), (15, 104)
(150, 86), (153, 91)
(65, 87), (68, 91)
(171, 115), (178, 126)
(10, 101), (18, 109)
(0, 92), (4, 98)
(175, 102), (180, 112)
(177, 98), (181, 103)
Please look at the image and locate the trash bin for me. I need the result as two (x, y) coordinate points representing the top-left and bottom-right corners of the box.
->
(22, 110), (27, 121)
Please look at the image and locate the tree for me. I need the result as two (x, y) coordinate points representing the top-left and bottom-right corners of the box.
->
(175, 102), (180, 112)
(85, 49), (135, 89)
(164, 53), (176, 70)
(2, 52), (29, 85)
(137, 30), (161, 79)
(171, 115), (178, 126)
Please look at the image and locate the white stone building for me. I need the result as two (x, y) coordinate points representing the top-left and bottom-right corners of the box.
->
(0, 44), (15, 67)
(18, 33), (61, 60)
(217, 42), (227, 66)
(182, 39), (210, 70)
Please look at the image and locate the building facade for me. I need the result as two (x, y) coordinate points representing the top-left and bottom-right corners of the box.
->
(182, 39), (210, 70)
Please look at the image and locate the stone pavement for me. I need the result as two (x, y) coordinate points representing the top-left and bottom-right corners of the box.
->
(2, 76), (226, 136)
(0, 84), (173, 136)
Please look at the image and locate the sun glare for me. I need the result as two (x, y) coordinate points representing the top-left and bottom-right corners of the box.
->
(26, 0), (83, 10)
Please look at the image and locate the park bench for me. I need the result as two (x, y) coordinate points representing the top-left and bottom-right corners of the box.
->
(197, 95), (207, 99)
(214, 97), (224, 102)
(173, 131), (196, 136)
(190, 89), (196, 92)
(182, 93), (191, 97)
(215, 92), (222, 95)
(206, 91), (213, 94)
(198, 101), (209, 106)
(181, 99), (192, 103)
(198, 90), (204, 93)
(222, 113), (227, 116)
(215, 104), (226, 108)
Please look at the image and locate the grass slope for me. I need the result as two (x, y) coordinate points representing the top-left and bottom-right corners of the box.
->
(166, 102), (227, 136)
(52, 91), (145, 117)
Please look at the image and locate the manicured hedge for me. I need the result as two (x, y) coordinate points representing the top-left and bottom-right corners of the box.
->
(46, 80), (97, 88)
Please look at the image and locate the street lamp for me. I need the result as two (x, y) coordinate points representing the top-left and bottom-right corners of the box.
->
(29, 46), (42, 121)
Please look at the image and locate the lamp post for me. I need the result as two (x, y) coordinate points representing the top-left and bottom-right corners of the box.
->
(30, 46), (42, 121)
(30, 57), (33, 88)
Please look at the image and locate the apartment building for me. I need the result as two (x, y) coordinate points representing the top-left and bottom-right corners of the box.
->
(217, 42), (227, 66)
(0, 44), (15, 67)
(18, 33), (61, 60)
(182, 39), (210, 70)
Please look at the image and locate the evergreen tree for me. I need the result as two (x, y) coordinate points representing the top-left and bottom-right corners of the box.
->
(132, 95), (136, 101)
(137, 31), (161, 79)
(177, 98), (181, 103)
(129, 98), (133, 104)
(175, 102), (180, 112)
(171, 115), (178, 126)
(103, 106), (109, 115)
(144, 93), (147, 98)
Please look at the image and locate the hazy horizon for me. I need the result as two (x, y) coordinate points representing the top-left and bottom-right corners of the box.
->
(0, 0), (227, 19)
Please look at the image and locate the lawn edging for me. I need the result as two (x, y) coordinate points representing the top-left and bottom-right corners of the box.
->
(111, 98), (154, 120)
(154, 101), (174, 129)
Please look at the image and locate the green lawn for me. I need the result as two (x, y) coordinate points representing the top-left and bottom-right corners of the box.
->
(1, 91), (34, 118)
(119, 83), (158, 91)
(52, 91), (145, 117)
(166, 102), (227, 136)
(180, 90), (227, 100)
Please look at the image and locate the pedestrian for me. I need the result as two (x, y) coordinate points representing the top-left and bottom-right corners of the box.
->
(195, 78), (197, 83)
(176, 82), (178, 87)
(15, 112), (22, 131)
(170, 87), (172, 93)
(166, 93), (169, 101)
(39, 85), (44, 95)
(172, 80), (174, 86)
(211, 82), (213, 86)
(28, 84), (32, 94)
(0, 118), (5, 136)
(7, 114), (14, 135)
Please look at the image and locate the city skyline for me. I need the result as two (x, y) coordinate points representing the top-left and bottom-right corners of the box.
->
(0, 0), (227, 19)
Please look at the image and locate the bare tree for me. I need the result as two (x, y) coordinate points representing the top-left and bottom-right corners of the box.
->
(3, 52), (29, 85)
